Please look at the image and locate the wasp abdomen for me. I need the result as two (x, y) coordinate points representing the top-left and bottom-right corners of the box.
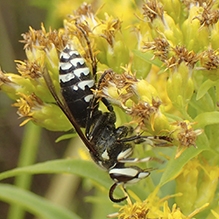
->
(59, 44), (95, 127)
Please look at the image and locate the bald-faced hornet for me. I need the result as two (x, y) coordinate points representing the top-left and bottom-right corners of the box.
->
(43, 36), (171, 202)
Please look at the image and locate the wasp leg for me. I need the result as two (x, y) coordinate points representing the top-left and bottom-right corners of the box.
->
(118, 156), (164, 164)
(116, 147), (164, 164)
(139, 135), (173, 146)
(117, 135), (165, 164)
(97, 69), (114, 88)
(101, 97), (114, 112)
(85, 103), (102, 138)
(118, 134), (172, 147)
(85, 88), (114, 137)
(109, 183), (127, 203)
(96, 68), (114, 112)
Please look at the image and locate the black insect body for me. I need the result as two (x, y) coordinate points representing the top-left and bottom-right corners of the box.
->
(44, 43), (170, 203)
(87, 111), (152, 202)
(59, 45), (97, 128)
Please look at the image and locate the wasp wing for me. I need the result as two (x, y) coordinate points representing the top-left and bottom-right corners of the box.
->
(42, 67), (96, 154)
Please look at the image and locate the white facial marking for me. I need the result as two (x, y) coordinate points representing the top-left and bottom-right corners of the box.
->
(59, 73), (75, 83)
(59, 62), (72, 71)
(78, 80), (94, 90)
(74, 67), (90, 77)
(117, 148), (132, 160)
(70, 58), (85, 66)
(84, 94), (93, 103)
(101, 150), (110, 160)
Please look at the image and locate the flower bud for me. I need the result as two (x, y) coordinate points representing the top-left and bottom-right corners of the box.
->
(175, 159), (199, 215)
(163, 13), (183, 46)
(182, 6), (209, 52)
(163, 0), (181, 24)
(13, 93), (71, 131)
(194, 164), (219, 209)
(106, 40), (130, 74)
(166, 62), (194, 110)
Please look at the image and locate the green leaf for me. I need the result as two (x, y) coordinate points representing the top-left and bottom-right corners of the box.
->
(0, 159), (147, 202)
(55, 133), (77, 142)
(196, 79), (218, 100)
(159, 134), (209, 186)
(194, 111), (219, 128)
(132, 50), (164, 69)
(0, 159), (112, 189)
(0, 183), (81, 219)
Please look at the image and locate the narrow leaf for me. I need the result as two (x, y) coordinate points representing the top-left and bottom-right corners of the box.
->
(0, 159), (111, 188)
(55, 133), (77, 142)
(159, 134), (209, 186)
(195, 111), (219, 128)
(132, 50), (164, 69)
(0, 183), (81, 219)
(196, 79), (218, 100)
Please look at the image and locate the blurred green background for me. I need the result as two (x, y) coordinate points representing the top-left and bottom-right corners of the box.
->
(0, 1), (96, 218)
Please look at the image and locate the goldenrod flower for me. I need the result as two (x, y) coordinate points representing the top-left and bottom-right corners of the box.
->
(108, 186), (208, 219)
(12, 92), (71, 131)
(168, 120), (203, 158)
(1, 1), (219, 218)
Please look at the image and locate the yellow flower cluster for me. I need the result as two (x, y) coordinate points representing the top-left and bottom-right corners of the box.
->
(108, 186), (208, 218)
(1, 0), (219, 217)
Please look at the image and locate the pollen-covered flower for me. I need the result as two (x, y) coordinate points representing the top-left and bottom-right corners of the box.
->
(0, 24), (70, 130)
(96, 68), (171, 134)
(96, 69), (202, 153)
(1, 1), (219, 218)
(169, 121), (203, 158)
(193, 2), (219, 29)
(12, 92), (71, 131)
(142, 36), (170, 61)
(199, 49), (219, 80)
(108, 186), (208, 219)
(63, 2), (128, 73)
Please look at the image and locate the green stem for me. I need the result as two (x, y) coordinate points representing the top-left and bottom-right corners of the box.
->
(7, 122), (41, 219)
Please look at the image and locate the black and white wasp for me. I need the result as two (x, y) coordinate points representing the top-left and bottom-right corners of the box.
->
(43, 33), (171, 202)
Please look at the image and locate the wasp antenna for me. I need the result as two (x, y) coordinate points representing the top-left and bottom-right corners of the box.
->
(75, 22), (97, 77)
(109, 183), (127, 203)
